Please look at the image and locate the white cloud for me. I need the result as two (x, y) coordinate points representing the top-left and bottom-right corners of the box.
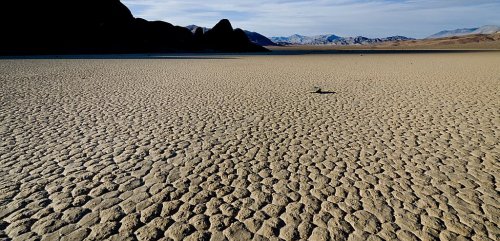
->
(122, 0), (500, 38)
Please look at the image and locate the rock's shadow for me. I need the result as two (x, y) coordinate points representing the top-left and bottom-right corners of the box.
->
(315, 91), (336, 94)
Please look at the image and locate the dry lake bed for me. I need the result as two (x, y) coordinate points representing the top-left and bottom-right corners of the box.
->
(0, 51), (499, 241)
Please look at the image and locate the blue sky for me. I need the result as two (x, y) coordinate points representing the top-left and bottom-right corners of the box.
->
(122, 0), (500, 38)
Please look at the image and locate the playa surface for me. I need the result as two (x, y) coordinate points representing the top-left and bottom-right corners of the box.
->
(1, 52), (499, 241)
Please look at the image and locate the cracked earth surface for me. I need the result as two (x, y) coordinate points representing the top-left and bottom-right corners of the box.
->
(0, 53), (499, 240)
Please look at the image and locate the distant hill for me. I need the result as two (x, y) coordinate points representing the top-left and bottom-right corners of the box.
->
(426, 28), (478, 39)
(186, 25), (277, 46)
(370, 32), (500, 49)
(271, 34), (414, 46)
(267, 32), (500, 51)
(426, 25), (500, 39)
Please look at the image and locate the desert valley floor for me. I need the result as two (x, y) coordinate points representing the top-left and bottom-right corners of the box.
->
(0, 52), (499, 241)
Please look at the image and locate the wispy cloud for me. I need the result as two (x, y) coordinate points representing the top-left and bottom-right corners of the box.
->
(122, 0), (500, 38)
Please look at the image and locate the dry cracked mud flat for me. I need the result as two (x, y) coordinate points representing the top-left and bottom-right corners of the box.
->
(0, 52), (499, 241)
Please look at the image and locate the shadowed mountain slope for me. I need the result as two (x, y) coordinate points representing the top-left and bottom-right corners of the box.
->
(186, 25), (277, 46)
(0, 0), (268, 55)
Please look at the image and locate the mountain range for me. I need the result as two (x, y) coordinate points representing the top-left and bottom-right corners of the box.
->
(270, 34), (414, 46)
(269, 25), (500, 46)
(1, 0), (498, 54)
(0, 0), (267, 55)
(187, 26), (418, 47)
(426, 25), (500, 39)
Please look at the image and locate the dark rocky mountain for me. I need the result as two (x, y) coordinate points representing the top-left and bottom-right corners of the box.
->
(271, 34), (414, 46)
(0, 0), (268, 55)
(201, 19), (265, 52)
(186, 25), (277, 46)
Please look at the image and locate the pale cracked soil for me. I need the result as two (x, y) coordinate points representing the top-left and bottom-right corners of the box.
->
(0, 52), (499, 241)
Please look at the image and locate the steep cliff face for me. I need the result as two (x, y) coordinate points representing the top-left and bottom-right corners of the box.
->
(0, 0), (268, 54)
